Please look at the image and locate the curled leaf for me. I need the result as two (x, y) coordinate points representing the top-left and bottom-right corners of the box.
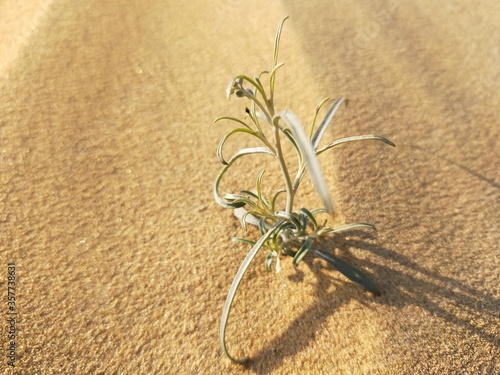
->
(214, 147), (274, 209)
(220, 221), (284, 363)
(217, 128), (262, 165)
(265, 250), (277, 272)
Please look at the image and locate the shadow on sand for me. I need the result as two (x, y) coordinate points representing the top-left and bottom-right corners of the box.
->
(241, 231), (500, 374)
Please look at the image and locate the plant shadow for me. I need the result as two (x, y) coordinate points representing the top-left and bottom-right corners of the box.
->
(242, 230), (500, 374)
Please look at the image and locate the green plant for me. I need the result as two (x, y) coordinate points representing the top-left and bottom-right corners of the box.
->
(214, 17), (395, 363)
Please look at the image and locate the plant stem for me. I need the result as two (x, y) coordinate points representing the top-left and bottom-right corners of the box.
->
(272, 118), (294, 213)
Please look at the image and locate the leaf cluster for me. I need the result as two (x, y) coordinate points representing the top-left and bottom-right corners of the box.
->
(214, 17), (395, 364)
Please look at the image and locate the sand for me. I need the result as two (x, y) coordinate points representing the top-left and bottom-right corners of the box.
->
(1, 1), (499, 373)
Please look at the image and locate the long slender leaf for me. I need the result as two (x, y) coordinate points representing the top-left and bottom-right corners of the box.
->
(271, 188), (286, 212)
(224, 193), (252, 200)
(273, 17), (288, 69)
(322, 222), (376, 234)
(217, 128), (263, 165)
(239, 210), (253, 230)
(258, 217), (268, 235)
(265, 250), (277, 272)
(232, 237), (256, 246)
(246, 104), (264, 134)
(280, 110), (334, 214)
(311, 208), (327, 215)
(233, 207), (261, 228)
(239, 190), (259, 200)
(269, 62), (285, 93)
(214, 116), (252, 130)
(300, 207), (318, 230)
(214, 147), (274, 209)
(275, 210), (302, 231)
(293, 238), (312, 265)
(279, 127), (303, 162)
(311, 97), (346, 149)
(256, 170), (266, 209)
(317, 135), (396, 155)
(309, 97), (331, 139)
(299, 213), (308, 235)
(283, 246), (297, 258)
(223, 194), (259, 211)
(310, 246), (381, 295)
(220, 221), (284, 363)
(270, 17), (288, 99)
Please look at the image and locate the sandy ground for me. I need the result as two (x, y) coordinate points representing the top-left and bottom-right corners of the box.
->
(1, 1), (499, 374)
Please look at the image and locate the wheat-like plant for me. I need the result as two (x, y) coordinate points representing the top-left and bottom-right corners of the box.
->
(214, 17), (395, 363)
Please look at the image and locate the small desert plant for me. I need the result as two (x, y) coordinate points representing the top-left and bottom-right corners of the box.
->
(214, 17), (395, 363)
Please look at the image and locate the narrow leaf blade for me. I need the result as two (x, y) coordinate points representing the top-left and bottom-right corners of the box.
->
(217, 128), (261, 165)
(220, 222), (283, 363)
(317, 135), (396, 155)
(280, 110), (334, 214)
(310, 246), (381, 295)
(311, 97), (346, 149)
(323, 222), (376, 234)
(214, 147), (274, 209)
(293, 238), (312, 265)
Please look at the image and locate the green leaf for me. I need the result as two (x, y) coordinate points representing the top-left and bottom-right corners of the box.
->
(269, 62), (285, 92)
(279, 127), (303, 162)
(271, 189), (286, 212)
(232, 237), (256, 246)
(256, 170), (266, 209)
(224, 194), (260, 212)
(280, 110), (334, 214)
(283, 246), (297, 258)
(311, 97), (346, 149)
(293, 238), (312, 265)
(227, 147), (275, 165)
(239, 190), (260, 200)
(246, 104), (264, 134)
(310, 246), (381, 295)
(220, 221), (284, 363)
(233, 207), (263, 230)
(217, 128), (263, 165)
(273, 17), (289, 69)
(258, 217), (268, 235)
(309, 97), (331, 139)
(274, 222), (295, 243)
(214, 147), (274, 209)
(232, 74), (268, 101)
(317, 135), (396, 155)
(299, 213), (308, 234)
(223, 193), (252, 201)
(265, 251), (277, 272)
(214, 116), (252, 130)
(270, 17), (289, 100)
(300, 208), (318, 230)
(322, 222), (376, 234)
(275, 210), (302, 231)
